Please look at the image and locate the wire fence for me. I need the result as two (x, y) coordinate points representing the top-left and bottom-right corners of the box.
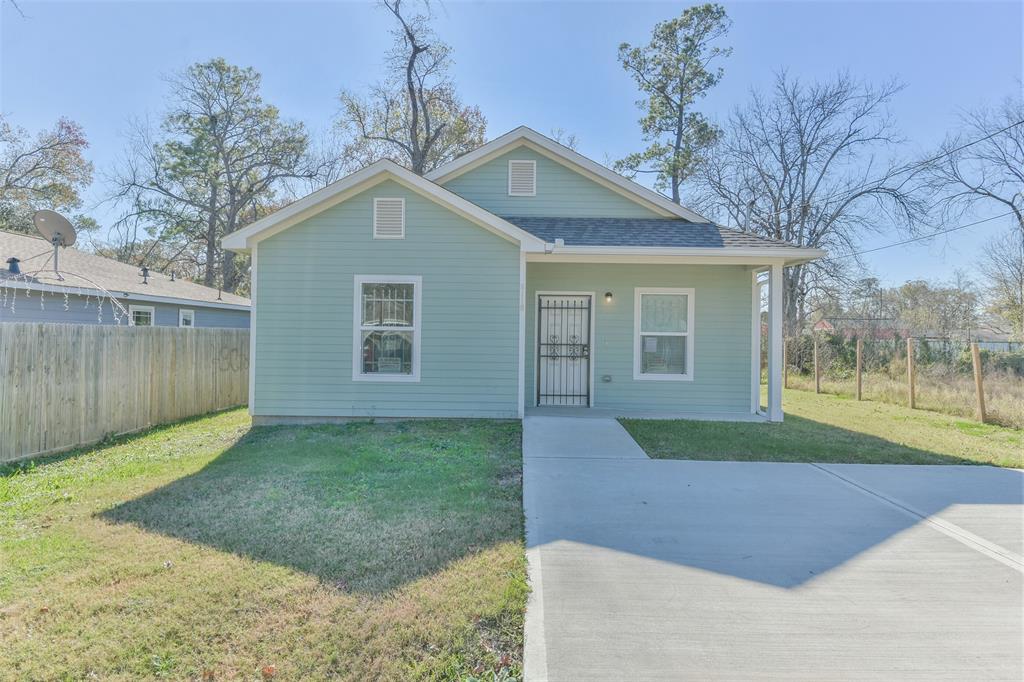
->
(783, 332), (1024, 430)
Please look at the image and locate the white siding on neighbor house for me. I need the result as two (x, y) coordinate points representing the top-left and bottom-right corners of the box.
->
(440, 146), (665, 219)
(254, 179), (521, 418)
(526, 262), (754, 414)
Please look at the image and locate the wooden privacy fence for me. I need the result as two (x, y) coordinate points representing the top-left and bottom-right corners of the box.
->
(0, 323), (249, 463)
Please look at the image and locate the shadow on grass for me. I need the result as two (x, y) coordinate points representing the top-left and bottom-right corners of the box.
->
(100, 420), (523, 595)
(1, 406), (247, 477)
(620, 414), (996, 465)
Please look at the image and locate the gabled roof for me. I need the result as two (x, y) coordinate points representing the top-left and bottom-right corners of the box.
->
(504, 217), (807, 250)
(0, 230), (250, 309)
(425, 126), (709, 223)
(222, 159), (545, 253)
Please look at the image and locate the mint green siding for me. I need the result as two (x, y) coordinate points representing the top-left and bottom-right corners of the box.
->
(254, 179), (520, 418)
(526, 263), (754, 414)
(441, 146), (664, 218)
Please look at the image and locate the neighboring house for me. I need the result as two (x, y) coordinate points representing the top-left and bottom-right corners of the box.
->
(812, 319), (906, 341)
(1, 230), (250, 328)
(223, 127), (823, 423)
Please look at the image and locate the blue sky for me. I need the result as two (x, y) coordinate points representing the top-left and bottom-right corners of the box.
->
(1, 0), (1021, 285)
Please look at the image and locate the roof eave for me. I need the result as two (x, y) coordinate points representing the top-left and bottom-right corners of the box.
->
(524, 244), (826, 266)
(0, 279), (251, 310)
(221, 160), (544, 253)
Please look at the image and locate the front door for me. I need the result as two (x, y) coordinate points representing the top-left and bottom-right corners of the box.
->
(537, 294), (592, 406)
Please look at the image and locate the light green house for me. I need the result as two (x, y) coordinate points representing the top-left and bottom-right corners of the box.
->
(223, 127), (823, 423)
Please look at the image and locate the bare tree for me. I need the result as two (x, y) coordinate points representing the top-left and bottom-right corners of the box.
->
(978, 228), (1024, 339)
(549, 128), (580, 151)
(922, 94), (1024, 234)
(694, 72), (924, 332)
(0, 116), (93, 233)
(4, 0), (26, 18)
(616, 3), (731, 204)
(336, 0), (486, 175)
(111, 59), (316, 292)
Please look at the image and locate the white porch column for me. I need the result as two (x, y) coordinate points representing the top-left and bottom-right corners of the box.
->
(767, 262), (784, 422)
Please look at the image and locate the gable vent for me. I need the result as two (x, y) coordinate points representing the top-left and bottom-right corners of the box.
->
(373, 197), (405, 239)
(508, 160), (536, 196)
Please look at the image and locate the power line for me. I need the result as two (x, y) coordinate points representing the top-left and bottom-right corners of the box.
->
(747, 118), (1024, 223)
(826, 211), (1016, 261)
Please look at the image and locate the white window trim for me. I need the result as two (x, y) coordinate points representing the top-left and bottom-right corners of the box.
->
(372, 197), (406, 239)
(633, 287), (695, 381)
(507, 159), (537, 197)
(129, 304), (155, 327)
(179, 309), (195, 328)
(352, 275), (422, 382)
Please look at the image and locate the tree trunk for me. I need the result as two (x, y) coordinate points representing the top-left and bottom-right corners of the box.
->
(222, 251), (238, 294)
(203, 186), (219, 287)
(203, 229), (217, 287)
(783, 267), (801, 335)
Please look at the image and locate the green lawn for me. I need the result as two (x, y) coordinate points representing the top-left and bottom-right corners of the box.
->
(622, 389), (1023, 468)
(0, 410), (526, 680)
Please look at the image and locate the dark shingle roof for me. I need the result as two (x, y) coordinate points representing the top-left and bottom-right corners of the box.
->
(503, 216), (802, 250)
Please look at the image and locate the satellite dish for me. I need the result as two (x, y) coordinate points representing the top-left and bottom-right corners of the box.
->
(33, 210), (77, 247)
(32, 210), (78, 280)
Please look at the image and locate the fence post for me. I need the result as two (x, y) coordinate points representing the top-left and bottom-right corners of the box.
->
(783, 338), (789, 389)
(906, 337), (916, 409)
(813, 336), (820, 394)
(971, 342), (987, 423)
(855, 339), (863, 401)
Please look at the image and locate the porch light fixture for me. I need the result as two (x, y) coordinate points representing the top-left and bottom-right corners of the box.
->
(604, 291), (613, 303)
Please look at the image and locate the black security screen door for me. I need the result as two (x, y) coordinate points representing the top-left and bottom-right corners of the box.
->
(537, 295), (592, 406)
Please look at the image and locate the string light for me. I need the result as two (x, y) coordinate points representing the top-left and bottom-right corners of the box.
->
(1, 268), (131, 324)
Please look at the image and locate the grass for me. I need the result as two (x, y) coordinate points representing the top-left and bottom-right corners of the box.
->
(787, 368), (1024, 430)
(622, 389), (1023, 467)
(0, 409), (527, 680)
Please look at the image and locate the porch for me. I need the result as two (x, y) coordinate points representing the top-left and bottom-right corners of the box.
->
(522, 260), (786, 422)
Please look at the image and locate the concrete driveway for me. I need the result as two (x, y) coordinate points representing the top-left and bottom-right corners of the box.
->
(523, 416), (1024, 681)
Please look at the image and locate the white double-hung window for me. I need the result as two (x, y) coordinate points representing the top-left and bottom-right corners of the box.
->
(634, 288), (694, 381)
(129, 304), (155, 327)
(353, 275), (421, 381)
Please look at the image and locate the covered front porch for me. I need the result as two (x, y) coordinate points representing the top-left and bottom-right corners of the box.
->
(521, 258), (788, 422)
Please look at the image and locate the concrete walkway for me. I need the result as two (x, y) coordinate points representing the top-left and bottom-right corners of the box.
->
(523, 416), (1024, 681)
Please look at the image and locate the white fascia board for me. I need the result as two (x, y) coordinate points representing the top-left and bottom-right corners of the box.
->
(525, 245), (825, 266)
(0, 279), (251, 311)
(425, 126), (709, 223)
(221, 159), (544, 252)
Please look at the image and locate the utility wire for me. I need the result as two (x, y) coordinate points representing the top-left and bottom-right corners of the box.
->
(826, 211), (1016, 261)
(747, 118), (1024, 223)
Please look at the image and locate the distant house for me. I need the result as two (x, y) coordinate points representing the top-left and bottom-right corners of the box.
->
(223, 126), (824, 423)
(812, 319), (905, 341)
(0, 230), (249, 328)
